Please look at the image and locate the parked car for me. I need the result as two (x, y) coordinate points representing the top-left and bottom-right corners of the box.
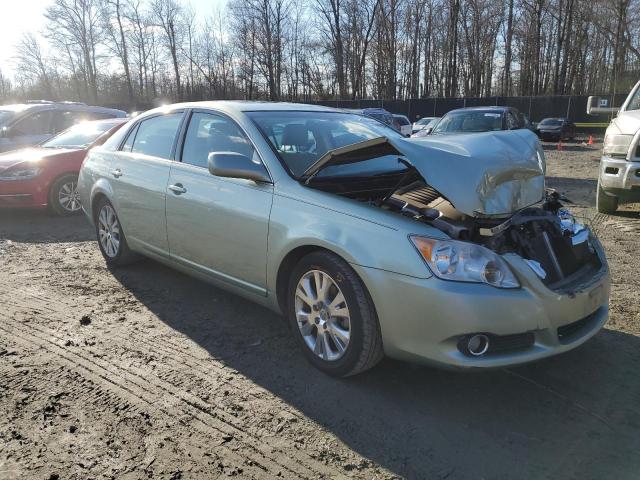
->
(588, 82), (640, 213)
(79, 102), (609, 377)
(0, 118), (127, 215)
(536, 118), (576, 141)
(430, 106), (528, 134)
(346, 108), (398, 132)
(392, 114), (412, 136)
(412, 116), (440, 135)
(0, 101), (126, 153)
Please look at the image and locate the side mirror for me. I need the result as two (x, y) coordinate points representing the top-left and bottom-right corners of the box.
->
(424, 127), (433, 135)
(207, 151), (271, 183)
(587, 96), (619, 115)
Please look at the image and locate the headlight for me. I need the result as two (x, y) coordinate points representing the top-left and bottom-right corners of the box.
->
(410, 236), (520, 289)
(603, 133), (633, 158)
(0, 167), (42, 181)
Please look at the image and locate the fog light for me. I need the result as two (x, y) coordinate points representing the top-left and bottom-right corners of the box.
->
(467, 334), (489, 356)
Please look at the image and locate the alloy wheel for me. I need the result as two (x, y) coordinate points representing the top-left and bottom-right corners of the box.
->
(97, 205), (121, 258)
(58, 180), (81, 212)
(294, 270), (351, 361)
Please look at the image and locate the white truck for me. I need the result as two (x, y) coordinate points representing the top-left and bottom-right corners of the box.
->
(588, 83), (640, 213)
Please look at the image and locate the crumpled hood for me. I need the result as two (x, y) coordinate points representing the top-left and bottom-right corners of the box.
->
(0, 147), (79, 172)
(396, 130), (545, 217)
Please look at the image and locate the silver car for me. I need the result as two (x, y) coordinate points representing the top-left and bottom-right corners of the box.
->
(78, 102), (610, 377)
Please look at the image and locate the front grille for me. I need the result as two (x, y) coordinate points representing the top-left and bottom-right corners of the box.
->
(557, 310), (600, 343)
(488, 332), (535, 354)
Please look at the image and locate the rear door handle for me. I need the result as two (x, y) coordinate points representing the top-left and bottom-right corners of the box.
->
(168, 183), (187, 195)
(111, 168), (123, 178)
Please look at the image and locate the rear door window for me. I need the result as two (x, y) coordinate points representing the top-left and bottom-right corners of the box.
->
(129, 113), (183, 160)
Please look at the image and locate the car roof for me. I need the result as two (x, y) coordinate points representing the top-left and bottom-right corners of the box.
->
(0, 102), (126, 116)
(150, 101), (339, 115)
(446, 106), (513, 114)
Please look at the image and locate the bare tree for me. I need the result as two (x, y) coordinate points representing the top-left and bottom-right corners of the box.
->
(45, 0), (103, 102)
(103, 0), (135, 104)
(151, 0), (184, 100)
(14, 33), (56, 99)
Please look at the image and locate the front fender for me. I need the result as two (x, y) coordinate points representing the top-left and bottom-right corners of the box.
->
(266, 192), (434, 300)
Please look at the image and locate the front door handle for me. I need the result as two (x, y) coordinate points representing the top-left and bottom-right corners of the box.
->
(111, 168), (123, 178)
(168, 183), (187, 195)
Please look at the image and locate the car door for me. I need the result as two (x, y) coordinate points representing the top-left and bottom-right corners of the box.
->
(6, 110), (54, 150)
(109, 110), (184, 257)
(165, 110), (274, 294)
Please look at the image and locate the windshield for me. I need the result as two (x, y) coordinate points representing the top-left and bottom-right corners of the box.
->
(248, 111), (403, 177)
(0, 110), (15, 127)
(539, 119), (563, 126)
(42, 120), (118, 148)
(416, 117), (435, 125)
(432, 110), (503, 134)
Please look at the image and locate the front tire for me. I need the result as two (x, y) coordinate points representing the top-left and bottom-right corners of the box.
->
(596, 179), (618, 214)
(94, 198), (138, 266)
(287, 251), (383, 377)
(49, 174), (82, 216)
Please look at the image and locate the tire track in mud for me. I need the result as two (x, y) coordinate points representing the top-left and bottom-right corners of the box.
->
(0, 283), (350, 479)
(0, 318), (313, 480)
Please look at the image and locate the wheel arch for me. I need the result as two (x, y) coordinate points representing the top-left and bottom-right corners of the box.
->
(47, 171), (80, 201)
(88, 179), (116, 225)
(275, 244), (367, 316)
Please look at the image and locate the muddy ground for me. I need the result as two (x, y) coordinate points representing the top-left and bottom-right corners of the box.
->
(1, 143), (639, 480)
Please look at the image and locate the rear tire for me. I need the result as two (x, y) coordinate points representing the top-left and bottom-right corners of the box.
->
(597, 179), (618, 214)
(94, 197), (138, 266)
(49, 174), (82, 216)
(287, 250), (383, 377)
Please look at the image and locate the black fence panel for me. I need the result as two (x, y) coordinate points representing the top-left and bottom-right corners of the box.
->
(312, 93), (632, 132)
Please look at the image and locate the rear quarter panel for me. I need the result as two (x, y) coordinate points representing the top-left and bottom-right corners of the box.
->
(78, 147), (115, 222)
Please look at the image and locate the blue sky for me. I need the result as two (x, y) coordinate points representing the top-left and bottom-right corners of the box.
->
(0, 0), (228, 79)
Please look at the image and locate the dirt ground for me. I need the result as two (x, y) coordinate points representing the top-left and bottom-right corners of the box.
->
(1, 142), (639, 480)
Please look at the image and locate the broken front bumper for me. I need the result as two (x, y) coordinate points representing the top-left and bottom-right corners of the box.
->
(352, 238), (610, 369)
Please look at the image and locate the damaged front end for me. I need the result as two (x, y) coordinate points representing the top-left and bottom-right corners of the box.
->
(389, 186), (602, 292)
(302, 132), (605, 293)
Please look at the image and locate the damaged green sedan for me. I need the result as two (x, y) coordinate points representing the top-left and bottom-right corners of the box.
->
(78, 102), (610, 377)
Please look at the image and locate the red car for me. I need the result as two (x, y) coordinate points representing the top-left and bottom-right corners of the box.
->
(0, 118), (127, 216)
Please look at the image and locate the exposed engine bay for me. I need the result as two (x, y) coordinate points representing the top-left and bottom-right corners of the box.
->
(384, 182), (602, 288)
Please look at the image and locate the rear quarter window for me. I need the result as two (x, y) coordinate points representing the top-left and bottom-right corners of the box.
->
(126, 113), (183, 159)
